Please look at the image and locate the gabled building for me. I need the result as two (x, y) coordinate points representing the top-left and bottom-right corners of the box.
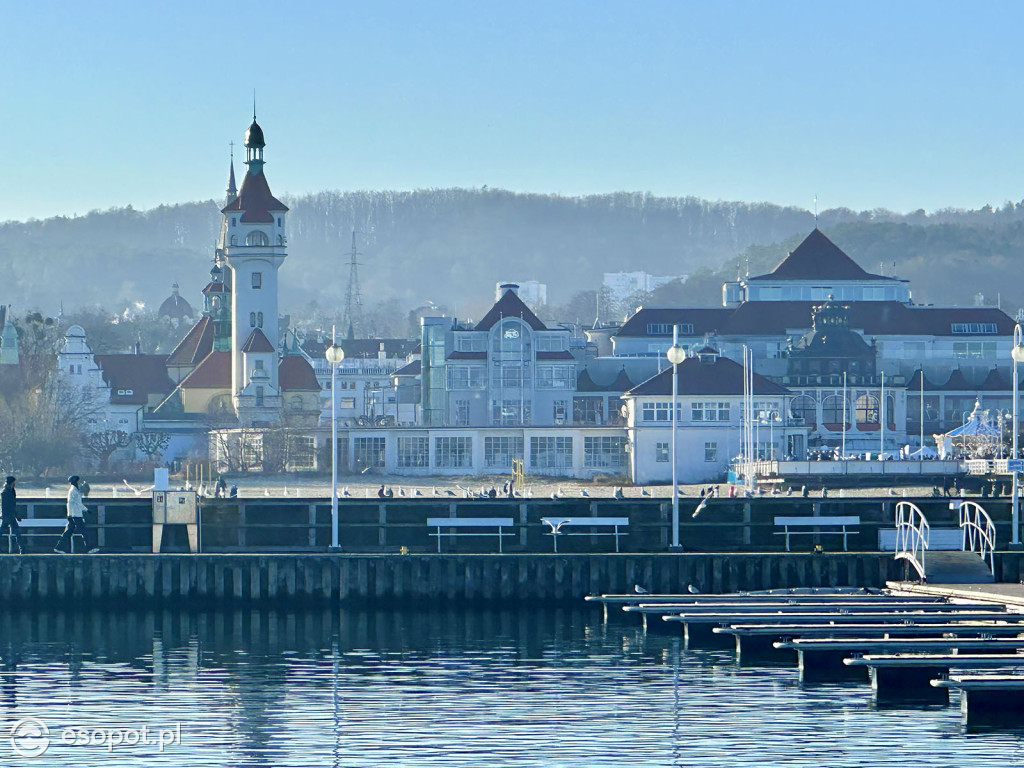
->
(420, 283), (577, 427)
(623, 346), (805, 483)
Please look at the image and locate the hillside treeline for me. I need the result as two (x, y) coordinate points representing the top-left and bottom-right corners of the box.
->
(2, 189), (1024, 323)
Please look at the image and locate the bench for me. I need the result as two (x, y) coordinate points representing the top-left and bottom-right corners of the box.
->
(427, 517), (515, 553)
(3, 518), (86, 553)
(540, 517), (629, 553)
(878, 527), (962, 551)
(773, 516), (860, 552)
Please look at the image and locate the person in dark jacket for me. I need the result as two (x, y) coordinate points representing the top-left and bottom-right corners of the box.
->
(1, 477), (23, 554)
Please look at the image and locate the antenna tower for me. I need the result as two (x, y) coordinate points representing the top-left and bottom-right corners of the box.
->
(342, 229), (364, 338)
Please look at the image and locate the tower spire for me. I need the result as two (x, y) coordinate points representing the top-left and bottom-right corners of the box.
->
(226, 142), (237, 206)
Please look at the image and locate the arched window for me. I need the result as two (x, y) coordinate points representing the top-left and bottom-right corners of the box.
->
(789, 395), (817, 428)
(249, 312), (256, 328)
(257, 312), (263, 328)
(856, 394), (880, 430)
(289, 395), (303, 410)
(245, 230), (269, 246)
(230, 235), (238, 246)
(821, 394), (848, 431)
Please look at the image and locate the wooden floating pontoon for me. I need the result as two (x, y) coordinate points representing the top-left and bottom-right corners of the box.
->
(845, 654), (1024, 706)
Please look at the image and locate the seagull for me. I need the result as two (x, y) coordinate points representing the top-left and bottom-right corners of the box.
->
(581, 489), (589, 497)
(445, 489), (457, 497)
(550, 490), (560, 500)
(687, 584), (701, 594)
(692, 495), (710, 519)
(399, 488), (406, 497)
(264, 488), (270, 497)
(414, 489), (423, 497)
(342, 487), (351, 497)
(433, 487), (440, 496)
(122, 480), (154, 497)
(641, 488), (651, 497)
(634, 584), (649, 595)
(888, 488), (898, 496)
(614, 487), (625, 500)
(785, 487), (793, 497)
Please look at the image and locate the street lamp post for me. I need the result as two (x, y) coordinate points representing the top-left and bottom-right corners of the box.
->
(326, 330), (346, 550)
(667, 327), (686, 551)
(1011, 324), (1024, 548)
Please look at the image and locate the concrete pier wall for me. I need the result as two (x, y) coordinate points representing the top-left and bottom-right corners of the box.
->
(0, 552), (905, 606)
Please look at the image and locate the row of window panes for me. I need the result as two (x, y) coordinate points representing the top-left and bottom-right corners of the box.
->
(447, 365), (486, 389)
(536, 365), (574, 388)
(646, 323), (694, 335)
(583, 436), (626, 468)
(692, 401), (731, 421)
(951, 323), (998, 335)
(531, 436), (573, 469)
(655, 441), (717, 462)
(953, 342), (997, 359)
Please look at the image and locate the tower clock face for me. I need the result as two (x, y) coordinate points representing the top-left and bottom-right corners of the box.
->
(504, 328), (520, 340)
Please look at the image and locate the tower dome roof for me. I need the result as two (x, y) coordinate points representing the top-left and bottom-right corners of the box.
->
(159, 285), (194, 320)
(245, 119), (265, 149)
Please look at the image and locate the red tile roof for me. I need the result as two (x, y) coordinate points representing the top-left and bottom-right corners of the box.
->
(221, 170), (288, 224)
(749, 228), (895, 282)
(626, 355), (791, 397)
(178, 351), (231, 389)
(166, 316), (214, 367)
(241, 328), (275, 353)
(278, 355), (321, 391)
(94, 354), (174, 405)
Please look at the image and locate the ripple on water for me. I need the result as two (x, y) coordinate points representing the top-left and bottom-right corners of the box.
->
(0, 608), (1020, 767)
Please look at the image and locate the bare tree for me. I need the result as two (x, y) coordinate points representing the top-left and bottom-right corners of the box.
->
(84, 430), (132, 471)
(134, 431), (170, 462)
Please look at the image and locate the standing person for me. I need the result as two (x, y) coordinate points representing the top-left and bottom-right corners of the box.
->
(1, 477), (23, 554)
(55, 476), (98, 554)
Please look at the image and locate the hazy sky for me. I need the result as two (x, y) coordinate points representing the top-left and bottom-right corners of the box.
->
(2, 1), (1022, 222)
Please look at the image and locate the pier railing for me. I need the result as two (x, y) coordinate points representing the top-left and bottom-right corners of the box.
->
(959, 500), (996, 576)
(894, 501), (929, 581)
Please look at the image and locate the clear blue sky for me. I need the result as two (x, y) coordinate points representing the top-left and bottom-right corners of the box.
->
(2, 0), (1022, 221)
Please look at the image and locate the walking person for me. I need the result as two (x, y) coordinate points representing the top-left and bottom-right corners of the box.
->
(1, 477), (23, 554)
(55, 475), (98, 554)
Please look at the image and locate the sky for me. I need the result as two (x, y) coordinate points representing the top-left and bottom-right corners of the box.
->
(2, 0), (1023, 222)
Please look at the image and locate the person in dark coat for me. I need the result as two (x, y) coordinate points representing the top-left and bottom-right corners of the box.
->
(1, 477), (23, 554)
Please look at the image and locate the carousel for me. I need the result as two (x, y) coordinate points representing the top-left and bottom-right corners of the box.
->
(933, 400), (1003, 460)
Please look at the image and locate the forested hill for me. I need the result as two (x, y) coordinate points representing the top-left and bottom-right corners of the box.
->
(2, 189), (1024, 320)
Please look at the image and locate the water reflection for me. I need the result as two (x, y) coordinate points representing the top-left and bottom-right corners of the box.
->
(0, 607), (1017, 766)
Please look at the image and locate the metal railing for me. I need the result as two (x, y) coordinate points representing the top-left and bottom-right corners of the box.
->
(894, 501), (929, 581)
(959, 500), (996, 576)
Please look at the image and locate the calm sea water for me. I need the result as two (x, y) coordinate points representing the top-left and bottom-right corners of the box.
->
(0, 607), (1020, 767)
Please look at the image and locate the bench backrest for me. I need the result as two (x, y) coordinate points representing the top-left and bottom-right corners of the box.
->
(774, 516), (860, 526)
(427, 518), (514, 528)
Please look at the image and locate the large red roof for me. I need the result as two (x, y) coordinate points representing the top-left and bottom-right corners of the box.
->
(166, 316), (214, 367)
(178, 351), (231, 389)
(278, 356), (321, 391)
(221, 170), (288, 224)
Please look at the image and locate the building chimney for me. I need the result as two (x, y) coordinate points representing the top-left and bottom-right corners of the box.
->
(496, 283), (520, 301)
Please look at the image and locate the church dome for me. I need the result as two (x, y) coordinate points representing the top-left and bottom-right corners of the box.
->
(159, 284), (194, 321)
(244, 119), (265, 149)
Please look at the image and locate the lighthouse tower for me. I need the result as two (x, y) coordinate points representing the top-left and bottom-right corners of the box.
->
(221, 115), (289, 425)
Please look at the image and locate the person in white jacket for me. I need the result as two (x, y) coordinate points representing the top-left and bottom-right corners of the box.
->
(55, 475), (99, 553)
